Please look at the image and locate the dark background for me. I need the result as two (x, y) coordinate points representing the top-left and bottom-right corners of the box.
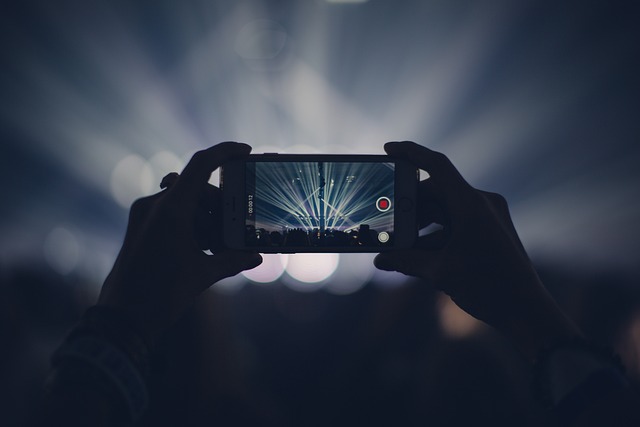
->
(1, 0), (639, 425)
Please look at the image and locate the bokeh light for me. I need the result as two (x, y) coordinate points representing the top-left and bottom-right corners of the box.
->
(325, 253), (375, 295)
(284, 253), (339, 290)
(43, 227), (81, 275)
(241, 254), (288, 284)
(148, 151), (185, 185)
(110, 155), (154, 209)
(235, 20), (288, 61)
(437, 294), (481, 339)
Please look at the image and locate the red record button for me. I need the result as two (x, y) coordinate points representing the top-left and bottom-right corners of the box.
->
(376, 196), (391, 212)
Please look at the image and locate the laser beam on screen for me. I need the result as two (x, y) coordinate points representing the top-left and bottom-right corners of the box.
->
(253, 162), (394, 231)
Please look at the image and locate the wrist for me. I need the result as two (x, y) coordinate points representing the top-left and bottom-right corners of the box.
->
(50, 305), (153, 423)
(493, 281), (582, 363)
(76, 305), (154, 371)
(531, 337), (630, 425)
(98, 278), (178, 345)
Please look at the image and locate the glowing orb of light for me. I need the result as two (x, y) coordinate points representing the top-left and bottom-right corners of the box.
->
(235, 20), (288, 60)
(43, 227), (80, 275)
(325, 253), (375, 295)
(148, 151), (184, 185)
(284, 253), (339, 291)
(437, 294), (481, 339)
(110, 155), (154, 208)
(241, 254), (288, 283)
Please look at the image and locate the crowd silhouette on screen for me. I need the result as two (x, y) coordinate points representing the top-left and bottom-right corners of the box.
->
(245, 224), (385, 247)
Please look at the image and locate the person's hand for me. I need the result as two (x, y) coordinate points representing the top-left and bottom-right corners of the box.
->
(98, 142), (262, 342)
(375, 141), (579, 361)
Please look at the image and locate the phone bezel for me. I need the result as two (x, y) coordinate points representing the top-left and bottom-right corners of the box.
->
(221, 153), (417, 253)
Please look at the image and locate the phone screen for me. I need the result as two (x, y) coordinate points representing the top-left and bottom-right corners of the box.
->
(245, 161), (395, 248)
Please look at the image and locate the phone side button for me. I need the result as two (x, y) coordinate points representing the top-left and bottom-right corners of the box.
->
(397, 197), (414, 212)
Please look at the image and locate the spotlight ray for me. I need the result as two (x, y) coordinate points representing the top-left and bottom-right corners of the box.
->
(252, 161), (394, 234)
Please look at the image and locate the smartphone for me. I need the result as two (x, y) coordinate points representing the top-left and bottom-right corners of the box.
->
(221, 154), (417, 253)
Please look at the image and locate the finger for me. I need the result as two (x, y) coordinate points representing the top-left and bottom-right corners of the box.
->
(160, 172), (179, 189)
(194, 185), (222, 250)
(207, 187), (225, 251)
(199, 183), (220, 212)
(479, 190), (528, 256)
(194, 207), (214, 250)
(202, 251), (263, 286)
(417, 181), (448, 227)
(116, 192), (168, 259)
(479, 191), (508, 215)
(374, 250), (437, 279)
(127, 191), (166, 229)
(169, 142), (252, 209)
(415, 229), (449, 250)
(386, 141), (480, 228)
(394, 148), (448, 228)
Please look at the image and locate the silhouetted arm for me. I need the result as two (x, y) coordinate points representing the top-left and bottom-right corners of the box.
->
(35, 142), (262, 426)
(375, 141), (640, 426)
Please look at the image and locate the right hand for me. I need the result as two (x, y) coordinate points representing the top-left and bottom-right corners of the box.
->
(375, 141), (580, 360)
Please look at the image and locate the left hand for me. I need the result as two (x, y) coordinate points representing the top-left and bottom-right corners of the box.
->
(98, 142), (262, 342)
(374, 141), (579, 361)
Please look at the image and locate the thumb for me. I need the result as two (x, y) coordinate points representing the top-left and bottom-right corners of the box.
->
(374, 250), (437, 280)
(202, 251), (263, 285)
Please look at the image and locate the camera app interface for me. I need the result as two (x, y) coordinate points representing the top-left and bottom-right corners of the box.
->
(246, 161), (395, 248)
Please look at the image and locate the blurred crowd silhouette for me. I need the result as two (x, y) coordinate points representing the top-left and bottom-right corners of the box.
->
(3, 261), (639, 426)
